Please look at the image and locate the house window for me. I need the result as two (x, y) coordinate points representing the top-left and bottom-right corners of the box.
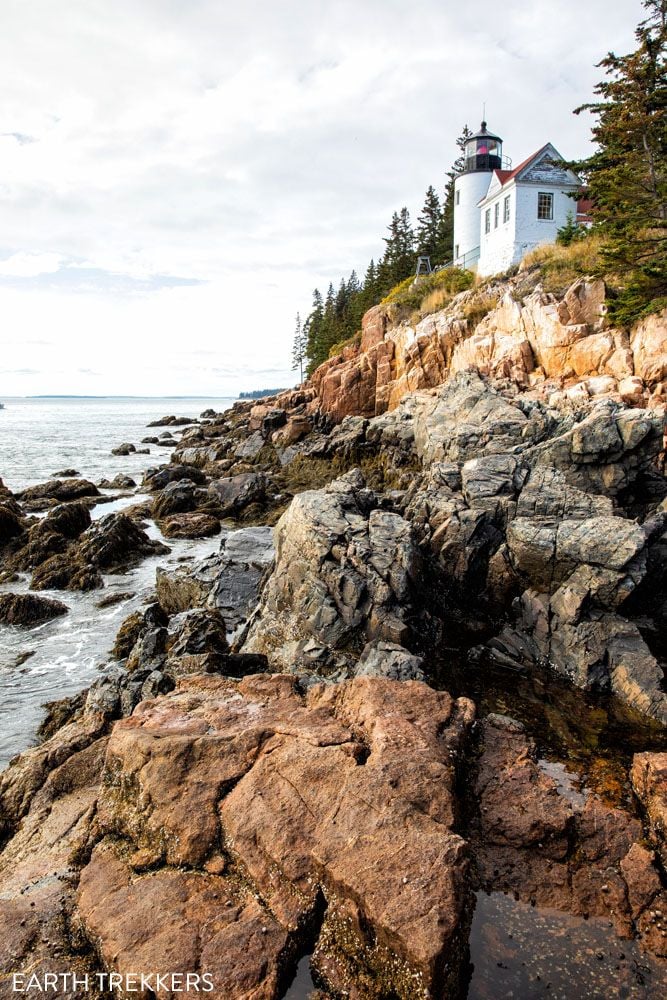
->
(494, 203), (499, 228)
(485, 208), (491, 234)
(537, 192), (554, 220)
(503, 195), (511, 223)
(455, 190), (460, 206)
(455, 244), (459, 259)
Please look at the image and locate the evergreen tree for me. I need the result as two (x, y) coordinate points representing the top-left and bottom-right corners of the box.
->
(321, 282), (337, 356)
(305, 288), (325, 375)
(572, 0), (667, 323)
(291, 312), (307, 383)
(415, 185), (442, 262)
(441, 124), (472, 260)
(378, 207), (415, 291)
(345, 269), (365, 335)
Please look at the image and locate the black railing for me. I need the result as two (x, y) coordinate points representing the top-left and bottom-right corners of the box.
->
(437, 246), (481, 272)
(460, 154), (513, 175)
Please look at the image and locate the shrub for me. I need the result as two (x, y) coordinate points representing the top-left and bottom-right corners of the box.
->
(521, 233), (604, 294)
(460, 291), (501, 327)
(328, 331), (361, 359)
(381, 268), (474, 320)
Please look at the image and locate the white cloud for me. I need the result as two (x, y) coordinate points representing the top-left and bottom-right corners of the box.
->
(0, 252), (65, 277)
(0, 0), (641, 395)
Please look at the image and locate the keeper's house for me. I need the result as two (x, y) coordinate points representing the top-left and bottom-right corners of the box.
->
(452, 121), (588, 277)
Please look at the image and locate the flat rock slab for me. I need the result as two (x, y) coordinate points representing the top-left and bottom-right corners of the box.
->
(82, 674), (475, 999)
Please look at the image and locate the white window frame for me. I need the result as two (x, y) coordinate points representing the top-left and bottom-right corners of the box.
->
(455, 190), (460, 206)
(485, 208), (491, 234)
(537, 191), (554, 221)
(503, 195), (511, 223)
(494, 202), (499, 228)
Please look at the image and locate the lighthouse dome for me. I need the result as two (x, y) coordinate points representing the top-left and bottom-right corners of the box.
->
(462, 121), (503, 174)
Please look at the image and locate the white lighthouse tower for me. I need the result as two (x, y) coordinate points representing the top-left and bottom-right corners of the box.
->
(453, 121), (505, 268)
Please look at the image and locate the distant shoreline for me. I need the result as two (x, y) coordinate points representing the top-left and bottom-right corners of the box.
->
(7, 394), (239, 400)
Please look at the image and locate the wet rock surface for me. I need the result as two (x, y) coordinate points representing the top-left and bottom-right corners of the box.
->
(0, 675), (476, 1000)
(0, 592), (69, 625)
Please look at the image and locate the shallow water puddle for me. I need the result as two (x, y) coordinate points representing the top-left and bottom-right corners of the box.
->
(468, 891), (667, 999)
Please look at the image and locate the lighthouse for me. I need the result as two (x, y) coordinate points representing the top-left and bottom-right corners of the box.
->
(453, 121), (504, 268)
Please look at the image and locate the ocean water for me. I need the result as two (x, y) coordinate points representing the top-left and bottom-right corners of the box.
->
(0, 396), (235, 767)
(0, 396), (235, 493)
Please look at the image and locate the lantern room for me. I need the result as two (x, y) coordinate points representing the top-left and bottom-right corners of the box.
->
(463, 122), (503, 173)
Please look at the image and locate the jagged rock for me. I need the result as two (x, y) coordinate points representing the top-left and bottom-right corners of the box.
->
(88, 674), (475, 997)
(159, 512), (221, 538)
(242, 471), (419, 674)
(207, 526), (274, 630)
(0, 705), (112, 838)
(30, 554), (103, 592)
(147, 415), (193, 427)
(506, 514), (647, 592)
(151, 479), (208, 518)
(208, 472), (266, 517)
(475, 715), (573, 848)
(470, 711), (667, 954)
(78, 513), (169, 571)
(0, 737), (109, 990)
(36, 500), (92, 539)
(143, 464), (207, 491)
(272, 415), (312, 447)
(113, 604), (168, 661)
(17, 478), (100, 510)
(111, 442), (136, 456)
(27, 514), (169, 592)
(165, 607), (229, 675)
(631, 309), (667, 386)
(234, 429), (265, 459)
(0, 593), (68, 625)
(78, 842), (290, 998)
(631, 753), (667, 866)
(355, 640), (425, 681)
(0, 504), (24, 546)
(156, 565), (209, 615)
(248, 404), (287, 434)
(154, 525), (274, 631)
(98, 473), (137, 489)
(499, 593), (667, 724)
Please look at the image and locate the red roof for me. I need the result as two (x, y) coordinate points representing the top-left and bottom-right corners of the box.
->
(492, 144), (552, 189)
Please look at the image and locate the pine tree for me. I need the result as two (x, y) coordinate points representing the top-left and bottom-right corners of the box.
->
(291, 312), (307, 383)
(572, 0), (667, 323)
(441, 124), (472, 260)
(378, 208), (415, 292)
(305, 288), (325, 375)
(416, 186), (442, 262)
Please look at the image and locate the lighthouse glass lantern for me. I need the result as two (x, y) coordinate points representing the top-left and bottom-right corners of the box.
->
(463, 122), (503, 173)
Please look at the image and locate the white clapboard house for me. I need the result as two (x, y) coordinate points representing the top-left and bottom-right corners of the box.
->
(452, 122), (586, 277)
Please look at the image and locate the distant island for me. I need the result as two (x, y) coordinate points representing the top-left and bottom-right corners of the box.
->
(238, 388), (290, 399)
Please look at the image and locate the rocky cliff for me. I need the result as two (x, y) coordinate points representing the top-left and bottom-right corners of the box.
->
(308, 271), (666, 423)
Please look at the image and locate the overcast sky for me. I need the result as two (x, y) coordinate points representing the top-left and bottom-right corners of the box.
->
(0, 0), (640, 397)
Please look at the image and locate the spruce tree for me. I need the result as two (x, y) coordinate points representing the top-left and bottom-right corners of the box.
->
(416, 186), (442, 262)
(572, 0), (667, 323)
(378, 208), (415, 292)
(291, 313), (307, 383)
(305, 288), (325, 375)
(441, 125), (472, 260)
